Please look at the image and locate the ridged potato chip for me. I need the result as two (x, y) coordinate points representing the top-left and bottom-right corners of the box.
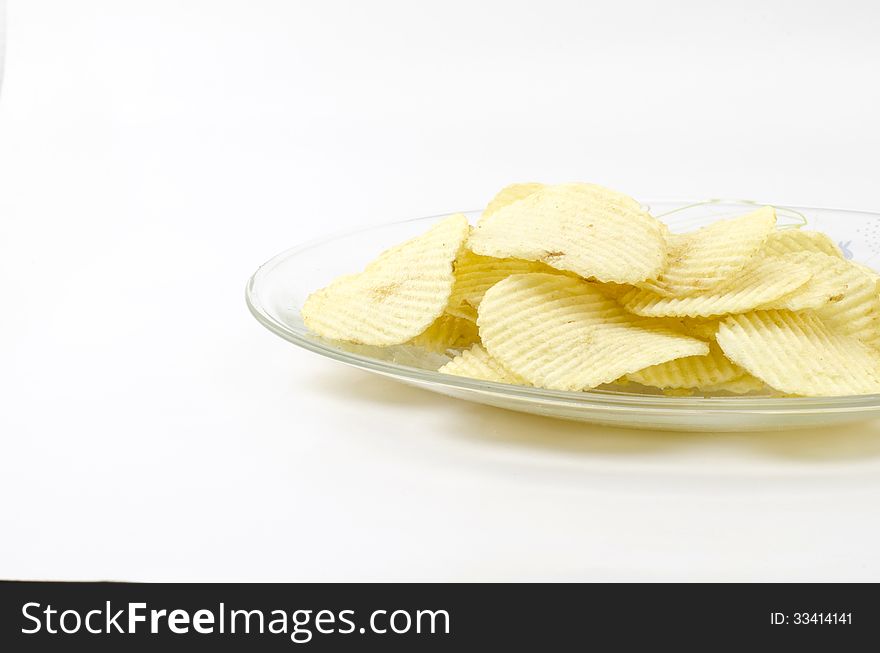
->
(478, 273), (708, 391)
(409, 313), (479, 352)
(701, 374), (767, 395)
(763, 229), (843, 258)
(439, 344), (526, 385)
(592, 281), (634, 300)
(639, 206), (776, 297)
(627, 343), (742, 389)
(620, 256), (811, 318)
(677, 317), (722, 340)
(469, 183), (667, 284)
(638, 317), (720, 340)
(446, 249), (553, 321)
(480, 182), (544, 222)
(302, 214), (470, 345)
(807, 258), (880, 349)
(716, 310), (880, 396)
(758, 252), (851, 311)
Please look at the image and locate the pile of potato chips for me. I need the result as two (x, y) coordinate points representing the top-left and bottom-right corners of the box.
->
(303, 183), (880, 397)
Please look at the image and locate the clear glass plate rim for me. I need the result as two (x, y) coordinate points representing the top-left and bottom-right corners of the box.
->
(246, 201), (880, 414)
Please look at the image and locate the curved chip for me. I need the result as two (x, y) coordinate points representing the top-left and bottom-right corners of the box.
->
(302, 214), (470, 345)
(639, 206), (776, 297)
(478, 273), (708, 391)
(447, 249), (553, 320)
(701, 374), (767, 395)
(763, 229), (843, 258)
(592, 281), (635, 300)
(620, 256), (811, 318)
(480, 182), (544, 222)
(469, 183), (667, 284)
(807, 258), (880, 349)
(438, 344), (526, 385)
(716, 310), (880, 396)
(627, 343), (742, 389)
(759, 251), (852, 311)
(409, 313), (479, 352)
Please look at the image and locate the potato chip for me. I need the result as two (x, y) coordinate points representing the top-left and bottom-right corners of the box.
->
(636, 316), (720, 340)
(804, 259), (880, 349)
(444, 302), (479, 322)
(446, 249), (553, 320)
(662, 387), (695, 396)
(302, 214), (470, 345)
(592, 281), (634, 300)
(627, 343), (742, 389)
(639, 206), (776, 297)
(438, 344), (526, 385)
(478, 273), (708, 391)
(409, 313), (479, 352)
(716, 310), (880, 396)
(762, 229), (843, 258)
(480, 182), (544, 222)
(701, 374), (767, 395)
(620, 256), (811, 318)
(758, 251), (851, 311)
(469, 183), (667, 284)
(677, 317), (722, 340)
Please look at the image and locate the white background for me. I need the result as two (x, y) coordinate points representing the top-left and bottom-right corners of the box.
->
(2, 0), (880, 581)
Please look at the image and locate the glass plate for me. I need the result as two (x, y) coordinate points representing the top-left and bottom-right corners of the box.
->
(246, 200), (880, 432)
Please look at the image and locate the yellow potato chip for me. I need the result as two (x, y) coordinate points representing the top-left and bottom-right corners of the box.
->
(469, 183), (667, 284)
(636, 316), (720, 340)
(639, 206), (776, 297)
(627, 343), (742, 389)
(798, 259), (880, 349)
(592, 281), (634, 300)
(762, 229), (843, 258)
(620, 256), (811, 318)
(478, 273), (708, 391)
(409, 313), (479, 352)
(444, 302), (479, 322)
(438, 344), (526, 385)
(302, 214), (470, 345)
(716, 310), (880, 396)
(447, 249), (553, 320)
(701, 374), (767, 395)
(480, 182), (544, 222)
(662, 387), (695, 397)
(758, 251), (852, 311)
(677, 317), (721, 340)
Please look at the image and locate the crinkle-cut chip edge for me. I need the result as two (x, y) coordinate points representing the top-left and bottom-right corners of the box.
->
(479, 182), (545, 222)
(700, 373), (769, 395)
(638, 206), (776, 297)
(626, 343), (741, 389)
(409, 313), (480, 353)
(763, 229), (844, 258)
(438, 343), (527, 385)
(447, 250), (555, 316)
(619, 256), (812, 318)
